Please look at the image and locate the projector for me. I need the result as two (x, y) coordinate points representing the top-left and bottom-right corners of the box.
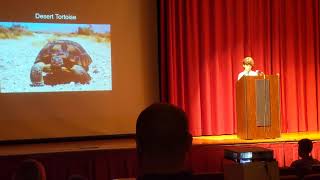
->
(224, 146), (274, 164)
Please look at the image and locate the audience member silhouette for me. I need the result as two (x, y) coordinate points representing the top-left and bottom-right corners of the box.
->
(290, 138), (320, 178)
(12, 159), (46, 180)
(136, 103), (193, 180)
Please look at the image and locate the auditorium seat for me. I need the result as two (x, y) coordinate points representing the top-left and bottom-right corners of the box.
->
(303, 174), (320, 180)
(112, 172), (224, 180)
(279, 175), (299, 180)
(192, 172), (224, 180)
(279, 167), (296, 176)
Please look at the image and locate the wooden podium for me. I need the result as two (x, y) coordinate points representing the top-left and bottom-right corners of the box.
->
(236, 75), (280, 139)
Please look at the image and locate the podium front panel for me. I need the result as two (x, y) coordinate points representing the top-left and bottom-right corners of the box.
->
(255, 79), (271, 127)
(236, 75), (280, 139)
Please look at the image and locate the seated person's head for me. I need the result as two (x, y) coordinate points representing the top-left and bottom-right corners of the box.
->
(298, 138), (313, 158)
(13, 159), (46, 180)
(136, 103), (192, 174)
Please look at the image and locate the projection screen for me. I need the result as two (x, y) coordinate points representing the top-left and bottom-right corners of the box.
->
(0, 0), (159, 141)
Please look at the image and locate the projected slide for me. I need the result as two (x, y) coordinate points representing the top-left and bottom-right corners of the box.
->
(0, 22), (111, 93)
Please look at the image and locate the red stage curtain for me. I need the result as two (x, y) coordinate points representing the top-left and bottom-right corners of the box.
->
(159, 0), (320, 136)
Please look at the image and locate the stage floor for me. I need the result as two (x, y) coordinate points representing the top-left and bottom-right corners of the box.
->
(1, 132), (320, 156)
(193, 131), (320, 145)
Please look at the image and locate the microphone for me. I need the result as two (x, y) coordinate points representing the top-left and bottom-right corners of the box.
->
(255, 70), (264, 75)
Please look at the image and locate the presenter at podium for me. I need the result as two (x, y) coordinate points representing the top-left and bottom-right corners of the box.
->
(237, 56), (259, 80)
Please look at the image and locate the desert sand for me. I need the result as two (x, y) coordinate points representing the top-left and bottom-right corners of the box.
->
(0, 33), (112, 93)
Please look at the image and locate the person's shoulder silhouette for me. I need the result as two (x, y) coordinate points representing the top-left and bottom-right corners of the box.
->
(290, 139), (320, 178)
